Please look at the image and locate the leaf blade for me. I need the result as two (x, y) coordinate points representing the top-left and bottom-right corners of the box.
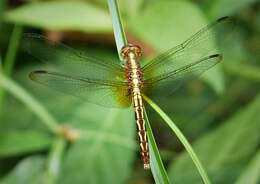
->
(4, 1), (112, 33)
(145, 108), (170, 184)
(168, 94), (260, 183)
(58, 105), (136, 184)
(0, 130), (52, 157)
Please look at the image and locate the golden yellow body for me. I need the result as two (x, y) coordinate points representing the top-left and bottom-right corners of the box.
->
(121, 45), (150, 170)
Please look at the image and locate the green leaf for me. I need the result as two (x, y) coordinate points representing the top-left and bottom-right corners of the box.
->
(208, 0), (258, 19)
(129, 1), (205, 51)
(4, 1), (112, 33)
(145, 110), (170, 184)
(0, 0), (6, 23)
(0, 70), (60, 133)
(0, 156), (45, 184)
(143, 95), (211, 184)
(235, 150), (260, 184)
(107, 0), (127, 59)
(58, 104), (136, 184)
(168, 94), (260, 184)
(119, 0), (144, 17)
(0, 130), (52, 157)
(129, 0), (224, 93)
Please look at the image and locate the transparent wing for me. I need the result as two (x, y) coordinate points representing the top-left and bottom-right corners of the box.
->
(29, 70), (131, 108)
(143, 54), (222, 96)
(142, 16), (233, 79)
(23, 33), (125, 81)
(24, 33), (131, 108)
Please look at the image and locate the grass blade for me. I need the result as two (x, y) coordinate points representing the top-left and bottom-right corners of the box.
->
(144, 108), (170, 184)
(143, 95), (211, 184)
(3, 25), (23, 75)
(0, 24), (23, 112)
(107, 0), (127, 60)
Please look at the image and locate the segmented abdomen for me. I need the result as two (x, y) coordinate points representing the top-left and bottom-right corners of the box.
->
(132, 92), (150, 169)
(121, 44), (150, 169)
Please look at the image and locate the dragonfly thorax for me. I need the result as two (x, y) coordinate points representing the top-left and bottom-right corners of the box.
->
(121, 44), (144, 91)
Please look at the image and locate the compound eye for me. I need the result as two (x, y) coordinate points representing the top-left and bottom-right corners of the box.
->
(121, 44), (142, 59)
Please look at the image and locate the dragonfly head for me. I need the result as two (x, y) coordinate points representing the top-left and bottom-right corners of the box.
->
(121, 44), (142, 60)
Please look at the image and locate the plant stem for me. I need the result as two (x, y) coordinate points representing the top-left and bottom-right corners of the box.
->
(0, 72), (60, 133)
(107, 0), (127, 60)
(143, 95), (211, 184)
(0, 24), (23, 112)
(3, 25), (23, 75)
(45, 137), (66, 184)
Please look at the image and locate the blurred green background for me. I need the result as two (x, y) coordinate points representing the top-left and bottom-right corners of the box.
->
(0, 0), (259, 183)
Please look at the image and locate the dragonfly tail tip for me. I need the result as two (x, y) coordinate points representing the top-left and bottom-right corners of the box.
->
(144, 163), (150, 170)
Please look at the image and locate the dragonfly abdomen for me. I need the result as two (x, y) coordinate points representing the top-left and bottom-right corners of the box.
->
(121, 44), (150, 170)
(133, 92), (150, 169)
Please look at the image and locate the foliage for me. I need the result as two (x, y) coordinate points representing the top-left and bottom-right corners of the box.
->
(0, 0), (259, 183)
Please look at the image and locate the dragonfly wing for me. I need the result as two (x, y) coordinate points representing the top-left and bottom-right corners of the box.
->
(24, 34), (131, 107)
(23, 33), (124, 81)
(29, 70), (131, 108)
(142, 16), (233, 78)
(143, 54), (222, 96)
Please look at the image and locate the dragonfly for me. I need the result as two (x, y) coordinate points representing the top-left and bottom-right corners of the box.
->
(25, 16), (232, 170)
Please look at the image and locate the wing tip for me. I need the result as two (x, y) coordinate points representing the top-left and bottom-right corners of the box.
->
(209, 54), (223, 61)
(217, 16), (230, 22)
(29, 70), (47, 80)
